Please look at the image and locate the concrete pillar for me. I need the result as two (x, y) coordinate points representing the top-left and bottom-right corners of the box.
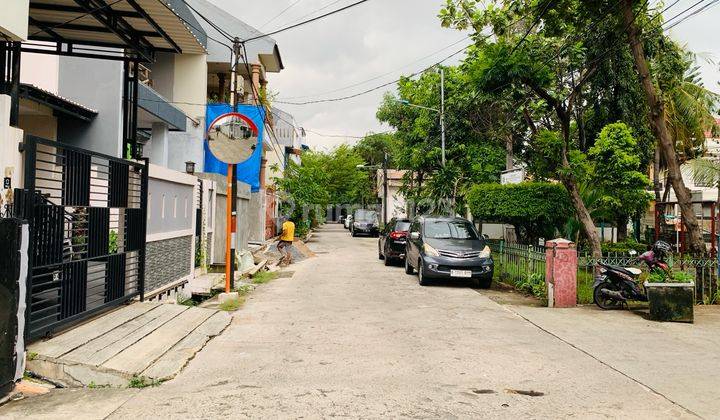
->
(149, 122), (169, 167)
(251, 64), (261, 104)
(259, 157), (267, 190)
(545, 238), (577, 308)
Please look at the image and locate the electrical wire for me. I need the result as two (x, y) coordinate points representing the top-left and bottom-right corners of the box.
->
(274, 0), (555, 105)
(242, 0), (373, 43)
(271, 0), (345, 30)
(259, 0), (304, 30)
(275, 45), (469, 105)
(664, 0), (719, 30)
(278, 35), (473, 100)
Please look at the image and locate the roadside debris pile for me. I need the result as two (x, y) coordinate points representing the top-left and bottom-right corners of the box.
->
(254, 238), (316, 267)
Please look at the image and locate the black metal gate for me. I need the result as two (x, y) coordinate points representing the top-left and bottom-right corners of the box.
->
(15, 135), (148, 340)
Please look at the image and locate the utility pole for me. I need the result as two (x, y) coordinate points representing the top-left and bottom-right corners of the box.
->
(440, 67), (446, 168)
(225, 37), (242, 293)
(383, 152), (388, 225)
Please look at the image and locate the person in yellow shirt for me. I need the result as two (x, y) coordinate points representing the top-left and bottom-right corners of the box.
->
(277, 217), (295, 266)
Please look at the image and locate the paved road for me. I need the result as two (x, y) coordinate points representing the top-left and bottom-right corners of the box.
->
(1, 224), (695, 419)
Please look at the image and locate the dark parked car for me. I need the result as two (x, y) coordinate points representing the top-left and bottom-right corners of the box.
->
(351, 209), (379, 237)
(378, 218), (411, 265)
(404, 216), (493, 288)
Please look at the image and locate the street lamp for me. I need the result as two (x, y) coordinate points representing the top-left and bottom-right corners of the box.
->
(394, 68), (446, 167)
(356, 152), (389, 225)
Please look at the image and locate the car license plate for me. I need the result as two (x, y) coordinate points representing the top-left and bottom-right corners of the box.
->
(451, 269), (472, 278)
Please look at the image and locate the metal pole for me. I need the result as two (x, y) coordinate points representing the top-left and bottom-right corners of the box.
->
(440, 68), (446, 168)
(383, 152), (388, 225)
(226, 38), (242, 292)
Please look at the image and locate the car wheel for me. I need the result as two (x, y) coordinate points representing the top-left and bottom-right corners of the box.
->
(384, 253), (392, 266)
(418, 260), (429, 286)
(474, 277), (492, 289)
(404, 255), (414, 274)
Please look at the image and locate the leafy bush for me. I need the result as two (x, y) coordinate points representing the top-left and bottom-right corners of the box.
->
(467, 182), (572, 243)
(601, 238), (648, 254)
(109, 230), (118, 254)
(669, 271), (694, 284)
(516, 272), (547, 304)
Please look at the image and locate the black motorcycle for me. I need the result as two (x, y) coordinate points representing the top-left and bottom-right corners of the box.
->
(593, 241), (672, 310)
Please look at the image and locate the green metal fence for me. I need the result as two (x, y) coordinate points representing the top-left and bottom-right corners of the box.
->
(578, 251), (718, 304)
(490, 243), (719, 304)
(489, 241), (546, 287)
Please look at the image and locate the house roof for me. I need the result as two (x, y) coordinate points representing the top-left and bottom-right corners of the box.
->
(27, 0), (208, 61)
(185, 0), (284, 72)
(19, 83), (98, 121)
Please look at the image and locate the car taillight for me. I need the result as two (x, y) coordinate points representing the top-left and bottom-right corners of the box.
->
(390, 231), (407, 239)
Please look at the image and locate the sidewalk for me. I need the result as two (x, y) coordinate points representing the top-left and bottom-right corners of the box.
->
(504, 302), (720, 419)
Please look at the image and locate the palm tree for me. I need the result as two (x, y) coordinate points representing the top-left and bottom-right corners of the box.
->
(663, 54), (720, 163)
(689, 158), (720, 206)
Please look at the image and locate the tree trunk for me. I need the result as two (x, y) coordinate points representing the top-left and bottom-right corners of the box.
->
(622, 0), (704, 254)
(505, 134), (514, 170)
(616, 217), (628, 241)
(652, 143), (661, 202)
(563, 177), (602, 257)
(559, 115), (602, 258)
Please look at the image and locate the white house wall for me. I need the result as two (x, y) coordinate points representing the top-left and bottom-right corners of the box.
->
(20, 52), (59, 94)
(57, 56), (124, 158)
(0, 0), (28, 41)
(145, 164), (197, 295)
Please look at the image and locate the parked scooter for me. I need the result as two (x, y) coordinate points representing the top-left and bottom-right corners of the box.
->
(592, 241), (672, 309)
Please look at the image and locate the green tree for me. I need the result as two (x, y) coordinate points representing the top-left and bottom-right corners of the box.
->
(376, 66), (506, 215)
(588, 123), (652, 240)
(275, 146), (374, 226)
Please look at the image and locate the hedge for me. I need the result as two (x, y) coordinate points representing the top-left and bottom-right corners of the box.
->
(467, 182), (572, 241)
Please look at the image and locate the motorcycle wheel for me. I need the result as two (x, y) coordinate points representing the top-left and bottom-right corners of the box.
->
(593, 281), (624, 310)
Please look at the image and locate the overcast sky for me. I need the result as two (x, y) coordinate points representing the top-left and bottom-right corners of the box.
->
(208, 0), (719, 150)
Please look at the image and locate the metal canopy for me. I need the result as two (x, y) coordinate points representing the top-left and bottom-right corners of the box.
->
(20, 83), (99, 122)
(27, 0), (207, 62)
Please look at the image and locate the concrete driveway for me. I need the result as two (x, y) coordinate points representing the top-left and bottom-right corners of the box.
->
(1, 223), (712, 419)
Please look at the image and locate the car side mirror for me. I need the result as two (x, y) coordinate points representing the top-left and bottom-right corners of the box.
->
(410, 232), (420, 240)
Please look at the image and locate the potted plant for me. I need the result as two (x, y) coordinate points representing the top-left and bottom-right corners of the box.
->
(644, 269), (695, 323)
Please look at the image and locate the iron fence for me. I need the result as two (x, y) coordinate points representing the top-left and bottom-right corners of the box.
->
(489, 242), (546, 286)
(14, 135), (148, 340)
(578, 251), (718, 304)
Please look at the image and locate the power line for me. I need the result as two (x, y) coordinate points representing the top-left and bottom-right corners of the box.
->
(160, 0), (234, 48)
(271, 0), (345, 30)
(307, 129), (392, 139)
(664, 0), (719, 30)
(243, 0), (373, 42)
(278, 35), (472, 100)
(661, 0), (707, 28)
(509, 0), (555, 55)
(259, 0), (304, 29)
(275, 46), (468, 105)
(274, 0), (554, 106)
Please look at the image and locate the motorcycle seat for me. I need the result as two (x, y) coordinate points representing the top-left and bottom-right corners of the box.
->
(602, 264), (640, 277)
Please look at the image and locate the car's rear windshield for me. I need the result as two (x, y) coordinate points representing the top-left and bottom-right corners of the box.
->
(355, 210), (377, 222)
(424, 220), (479, 240)
(394, 221), (411, 231)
